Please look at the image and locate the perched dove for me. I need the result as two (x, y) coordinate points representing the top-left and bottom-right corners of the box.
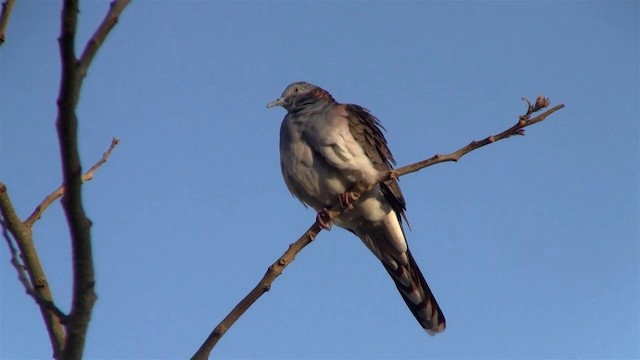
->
(267, 81), (445, 335)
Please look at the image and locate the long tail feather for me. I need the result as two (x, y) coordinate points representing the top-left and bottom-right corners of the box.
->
(383, 249), (446, 335)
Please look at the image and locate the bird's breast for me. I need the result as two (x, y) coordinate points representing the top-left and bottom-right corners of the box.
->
(280, 118), (348, 210)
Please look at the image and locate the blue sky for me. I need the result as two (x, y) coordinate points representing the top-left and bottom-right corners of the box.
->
(1, 1), (638, 359)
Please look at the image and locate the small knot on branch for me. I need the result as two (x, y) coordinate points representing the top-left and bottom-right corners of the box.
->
(35, 280), (47, 289)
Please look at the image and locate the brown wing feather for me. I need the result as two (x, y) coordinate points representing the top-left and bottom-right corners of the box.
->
(344, 104), (408, 225)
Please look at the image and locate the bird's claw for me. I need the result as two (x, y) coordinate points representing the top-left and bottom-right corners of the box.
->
(316, 208), (333, 230)
(339, 192), (355, 210)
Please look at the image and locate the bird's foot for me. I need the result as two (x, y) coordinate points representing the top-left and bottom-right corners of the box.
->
(338, 191), (356, 210)
(316, 207), (333, 230)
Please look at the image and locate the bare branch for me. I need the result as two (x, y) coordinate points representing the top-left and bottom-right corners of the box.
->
(0, 0), (16, 46)
(0, 184), (66, 357)
(2, 0), (128, 356)
(25, 138), (120, 228)
(56, 1), (130, 358)
(57, 1), (96, 356)
(191, 223), (321, 360)
(192, 98), (565, 359)
(1, 223), (67, 321)
(2, 220), (34, 293)
(381, 103), (565, 182)
(1, 136), (118, 357)
(78, 0), (131, 79)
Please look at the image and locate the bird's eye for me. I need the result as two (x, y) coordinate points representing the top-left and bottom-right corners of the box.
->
(294, 88), (299, 93)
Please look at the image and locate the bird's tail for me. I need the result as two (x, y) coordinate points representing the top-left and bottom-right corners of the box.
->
(382, 249), (446, 335)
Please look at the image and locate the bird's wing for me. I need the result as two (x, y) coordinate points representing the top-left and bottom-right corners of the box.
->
(343, 104), (408, 225)
(342, 104), (445, 334)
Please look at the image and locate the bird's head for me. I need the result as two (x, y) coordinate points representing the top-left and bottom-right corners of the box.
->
(267, 81), (335, 112)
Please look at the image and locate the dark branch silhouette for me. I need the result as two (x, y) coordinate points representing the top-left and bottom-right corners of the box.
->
(0, 0), (15, 45)
(56, 1), (129, 357)
(0, 138), (120, 357)
(0, 0), (129, 358)
(191, 98), (565, 360)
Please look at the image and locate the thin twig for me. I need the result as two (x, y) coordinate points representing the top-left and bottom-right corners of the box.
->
(0, 184), (66, 357)
(56, 1), (130, 359)
(2, 219), (34, 294)
(0, 0), (16, 46)
(0, 222), (65, 320)
(78, 0), (131, 79)
(191, 223), (321, 360)
(383, 102), (565, 182)
(191, 98), (565, 359)
(25, 138), (120, 228)
(0, 221), (66, 319)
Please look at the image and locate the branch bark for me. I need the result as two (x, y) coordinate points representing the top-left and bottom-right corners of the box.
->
(0, 0), (15, 46)
(191, 98), (565, 360)
(0, 185), (66, 357)
(55, 1), (130, 358)
(0, 138), (120, 358)
(2, 1), (127, 357)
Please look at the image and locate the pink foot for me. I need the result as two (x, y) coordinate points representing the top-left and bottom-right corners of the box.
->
(316, 208), (333, 230)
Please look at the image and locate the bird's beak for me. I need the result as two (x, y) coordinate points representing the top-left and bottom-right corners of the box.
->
(267, 97), (285, 109)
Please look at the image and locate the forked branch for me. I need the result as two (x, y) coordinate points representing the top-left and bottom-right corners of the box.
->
(191, 97), (565, 360)
(0, 138), (120, 358)
(56, 0), (129, 357)
(0, 185), (66, 356)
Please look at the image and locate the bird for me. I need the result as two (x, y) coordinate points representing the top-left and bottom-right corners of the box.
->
(267, 81), (446, 335)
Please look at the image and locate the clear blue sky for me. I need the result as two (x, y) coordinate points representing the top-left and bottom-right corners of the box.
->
(1, 1), (638, 359)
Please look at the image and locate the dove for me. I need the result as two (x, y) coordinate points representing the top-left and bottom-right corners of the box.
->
(268, 81), (445, 335)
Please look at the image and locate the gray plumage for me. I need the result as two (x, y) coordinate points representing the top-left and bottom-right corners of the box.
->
(268, 81), (446, 335)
